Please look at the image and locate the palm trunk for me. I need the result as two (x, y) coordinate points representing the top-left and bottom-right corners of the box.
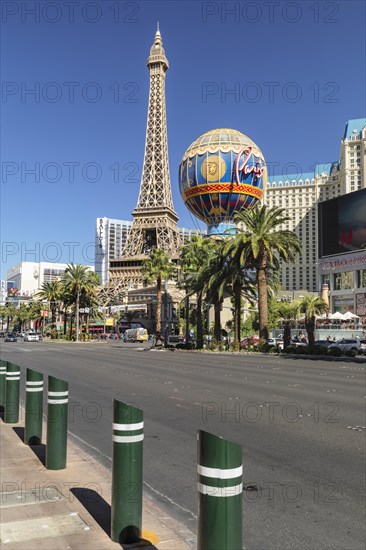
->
(76, 290), (80, 342)
(283, 321), (291, 349)
(257, 266), (269, 343)
(306, 318), (315, 348)
(51, 308), (56, 337)
(214, 297), (222, 345)
(63, 309), (67, 335)
(156, 276), (162, 339)
(196, 291), (203, 349)
(233, 279), (242, 345)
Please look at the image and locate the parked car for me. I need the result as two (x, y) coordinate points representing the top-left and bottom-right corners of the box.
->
(358, 339), (366, 355)
(240, 336), (259, 349)
(314, 340), (334, 348)
(267, 338), (284, 350)
(24, 332), (39, 342)
(0, 332), (5, 338)
(5, 333), (17, 342)
(329, 338), (361, 356)
(167, 335), (184, 348)
(290, 339), (307, 347)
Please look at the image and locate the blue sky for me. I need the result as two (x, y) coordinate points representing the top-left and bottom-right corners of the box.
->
(1, 0), (365, 279)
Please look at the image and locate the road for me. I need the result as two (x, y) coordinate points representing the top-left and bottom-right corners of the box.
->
(1, 340), (365, 550)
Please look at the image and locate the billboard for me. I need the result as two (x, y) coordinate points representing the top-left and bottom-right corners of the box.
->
(319, 189), (366, 257)
(7, 281), (18, 297)
(356, 293), (366, 316)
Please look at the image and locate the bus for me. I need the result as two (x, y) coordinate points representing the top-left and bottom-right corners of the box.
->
(124, 327), (149, 343)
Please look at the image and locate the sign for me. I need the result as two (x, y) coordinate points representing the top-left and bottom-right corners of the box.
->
(320, 253), (366, 272)
(356, 293), (366, 316)
(98, 218), (104, 250)
(0, 280), (6, 303)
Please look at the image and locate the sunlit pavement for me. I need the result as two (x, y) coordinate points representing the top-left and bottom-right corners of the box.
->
(1, 340), (365, 550)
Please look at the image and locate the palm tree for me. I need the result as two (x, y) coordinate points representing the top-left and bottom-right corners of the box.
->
(27, 301), (43, 333)
(276, 300), (301, 349)
(180, 236), (216, 349)
(300, 295), (329, 348)
(13, 303), (31, 332)
(36, 281), (61, 336)
(0, 305), (7, 331)
(4, 303), (17, 332)
(219, 238), (258, 346)
(232, 206), (301, 343)
(142, 248), (174, 341)
(62, 264), (99, 342)
(199, 252), (228, 346)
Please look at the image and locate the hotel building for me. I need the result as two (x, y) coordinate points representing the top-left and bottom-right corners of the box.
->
(265, 118), (366, 292)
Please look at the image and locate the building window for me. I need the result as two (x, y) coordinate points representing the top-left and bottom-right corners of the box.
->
(358, 270), (366, 288)
(334, 271), (354, 290)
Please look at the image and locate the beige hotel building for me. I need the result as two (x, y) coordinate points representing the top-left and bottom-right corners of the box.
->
(265, 118), (366, 292)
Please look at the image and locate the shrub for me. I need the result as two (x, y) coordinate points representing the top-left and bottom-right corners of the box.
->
(229, 342), (240, 352)
(269, 346), (280, 354)
(345, 349), (357, 357)
(328, 346), (342, 357)
(284, 345), (298, 354)
(313, 345), (328, 356)
(208, 338), (218, 351)
(257, 342), (269, 353)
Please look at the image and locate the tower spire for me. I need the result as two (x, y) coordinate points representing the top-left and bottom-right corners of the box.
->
(108, 28), (180, 278)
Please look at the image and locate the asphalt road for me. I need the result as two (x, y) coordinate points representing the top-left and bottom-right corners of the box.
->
(1, 340), (365, 550)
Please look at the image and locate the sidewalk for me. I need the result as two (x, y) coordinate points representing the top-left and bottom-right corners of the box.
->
(0, 418), (196, 549)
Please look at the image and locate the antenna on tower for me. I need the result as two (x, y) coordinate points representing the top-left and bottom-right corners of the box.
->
(157, 21), (160, 32)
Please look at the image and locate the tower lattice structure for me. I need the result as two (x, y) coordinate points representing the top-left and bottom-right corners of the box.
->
(99, 27), (181, 305)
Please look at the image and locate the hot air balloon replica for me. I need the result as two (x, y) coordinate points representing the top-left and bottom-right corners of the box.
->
(179, 128), (267, 235)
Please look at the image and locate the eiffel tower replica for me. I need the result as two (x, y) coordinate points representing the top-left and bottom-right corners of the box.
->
(99, 26), (181, 305)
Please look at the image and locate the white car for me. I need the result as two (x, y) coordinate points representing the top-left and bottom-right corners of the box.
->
(24, 332), (39, 342)
(329, 338), (361, 355)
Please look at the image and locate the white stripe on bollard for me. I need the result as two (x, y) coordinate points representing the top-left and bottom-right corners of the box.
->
(197, 482), (243, 497)
(47, 398), (68, 404)
(113, 422), (144, 431)
(26, 388), (44, 392)
(112, 434), (144, 443)
(48, 391), (68, 397)
(197, 465), (243, 479)
(26, 381), (43, 386)
(6, 376), (20, 381)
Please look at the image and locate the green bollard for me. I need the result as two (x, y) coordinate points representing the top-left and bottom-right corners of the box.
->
(0, 359), (6, 410)
(111, 399), (143, 544)
(46, 376), (68, 470)
(25, 368), (44, 445)
(5, 363), (20, 423)
(197, 430), (243, 550)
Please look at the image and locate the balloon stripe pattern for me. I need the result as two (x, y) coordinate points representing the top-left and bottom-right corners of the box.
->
(179, 128), (267, 228)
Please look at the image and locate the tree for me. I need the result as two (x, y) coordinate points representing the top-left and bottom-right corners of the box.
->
(276, 300), (301, 349)
(142, 248), (174, 341)
(180, 236), (216, 349)
(219, 238), (258, 346)
(36, 281), (61, 336)
(62, 264), (99, 342)
(232, 206), (301, 343)
(3, 303), (17, 332)
(300, 295), (329, 348)
(13, 304), (31, 332)
(199, 251), (228, 346)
